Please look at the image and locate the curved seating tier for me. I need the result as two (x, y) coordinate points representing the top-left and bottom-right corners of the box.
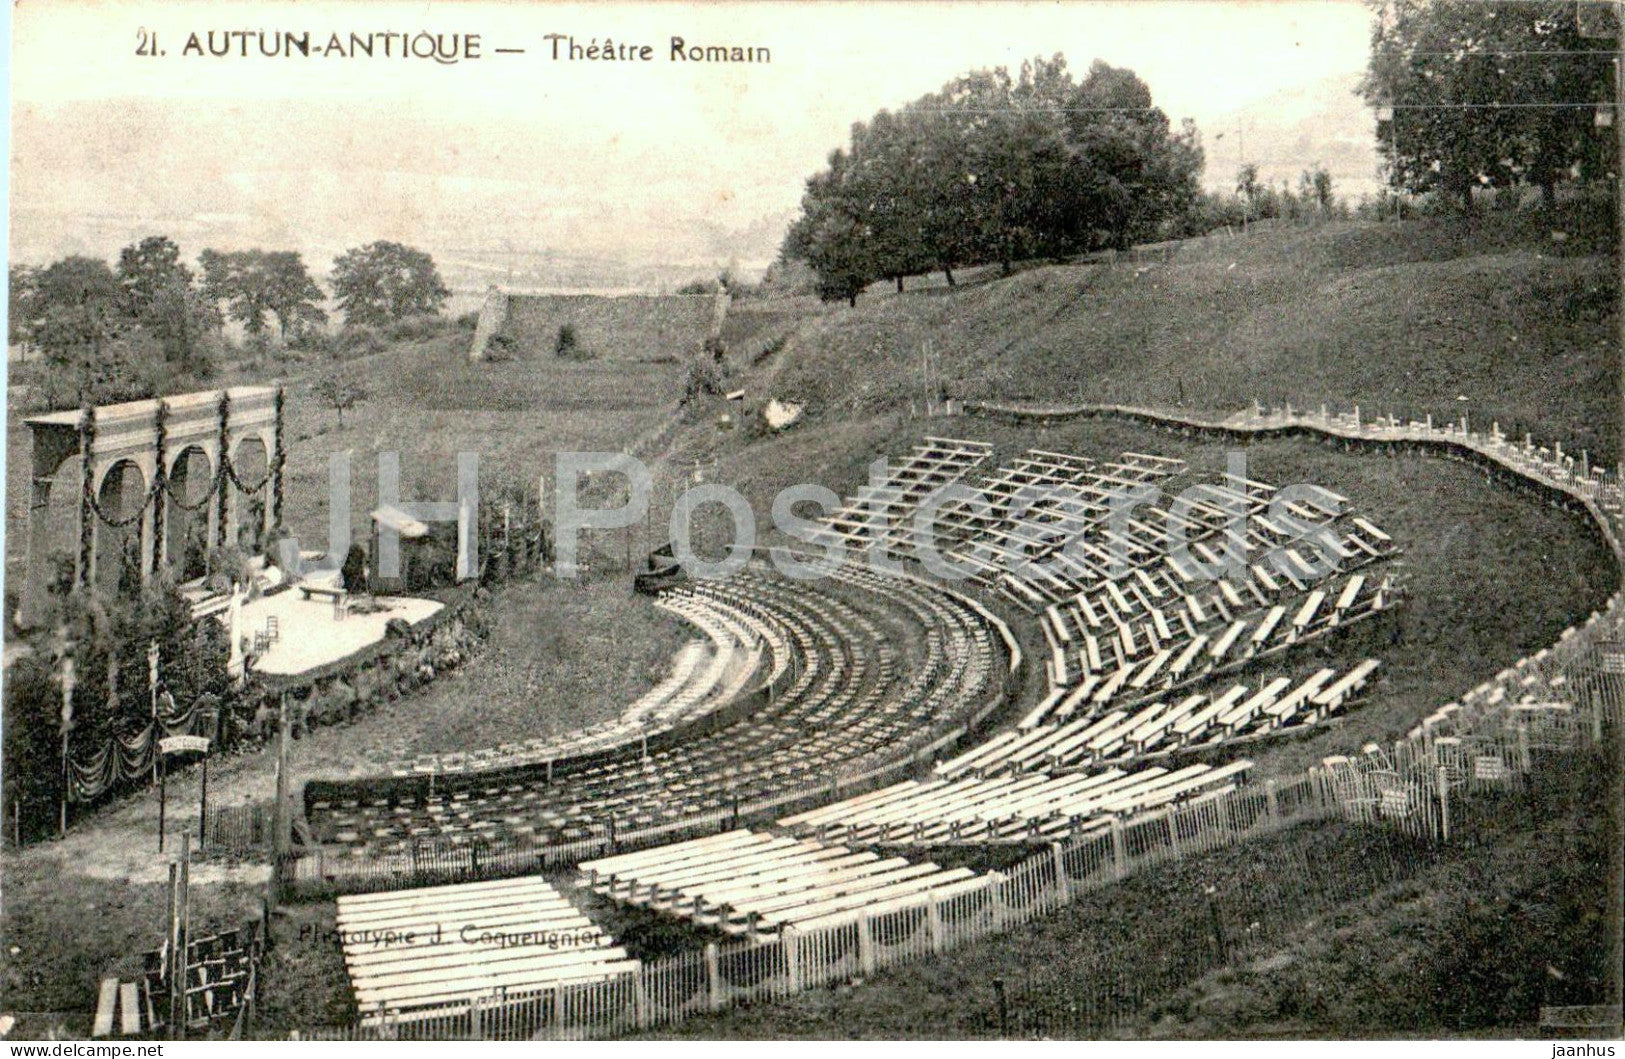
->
(304, 563), (1005, 858)
(577, 829), (995, 936)
(334, 876), (631, 1025)
(779, 760), (1252, 848)
(943, 660), (1381, 777)
(383, 588), (787, 777)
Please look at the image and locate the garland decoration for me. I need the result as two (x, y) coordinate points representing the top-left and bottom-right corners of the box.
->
(77, 406), (95, 587)
(150, 400), (167, 574)
(272, 384), (287, 528)
(215, 390), (231, 547)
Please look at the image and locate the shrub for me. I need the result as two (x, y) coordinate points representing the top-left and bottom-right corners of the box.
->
(454, 310), (480, 331)
(336, 324), (387, 358)
(341, 543), (369, 593)
(555, 322), (595, 360)
(680, 357), (728, 404)
(386, 314), (447, 342)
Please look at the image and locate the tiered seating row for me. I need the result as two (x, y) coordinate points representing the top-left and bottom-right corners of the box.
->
(1028, 571), (1397, 726)
(877, 448), (1104, 555)
(384, 589), (782, 776)
(780, 760), (1252, 848)
(809, 437), (993, 551)
(578, 829), (994, 936)
(306, 566), (1003, 858)
(945, 660), (1381, 776)
(335, 876), (632, 1024)
(945, 452), (1190, 609)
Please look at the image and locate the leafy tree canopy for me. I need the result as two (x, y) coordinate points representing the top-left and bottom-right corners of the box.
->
(330, 240), (450, 328)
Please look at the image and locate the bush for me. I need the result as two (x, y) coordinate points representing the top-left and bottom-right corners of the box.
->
(342, 544), (369, 593)
(680, 357), (728, 404)
(555, 322), (595, 360)
(386, 314), (447, 342)
(336, 324), (387, 358)
(454, 310), (480, 331)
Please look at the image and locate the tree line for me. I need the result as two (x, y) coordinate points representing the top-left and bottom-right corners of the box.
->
(1360, 0), (1616, 213)
(781, 54), (1204, 304)
(8, 237), (451, 407)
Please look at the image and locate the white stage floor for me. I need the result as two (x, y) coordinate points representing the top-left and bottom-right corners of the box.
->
(230, 590), (444, 675)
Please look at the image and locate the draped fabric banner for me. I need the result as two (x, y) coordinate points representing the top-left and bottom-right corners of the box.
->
(67, 696), (201, 802)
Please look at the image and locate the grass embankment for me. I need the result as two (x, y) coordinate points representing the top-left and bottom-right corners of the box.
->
(751, 212), (1617, 464)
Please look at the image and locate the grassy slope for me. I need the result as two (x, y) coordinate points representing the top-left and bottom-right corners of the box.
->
(761, 212), (1618, 464)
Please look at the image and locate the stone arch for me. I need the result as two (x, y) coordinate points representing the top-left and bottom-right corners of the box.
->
(166, 444), (214, 581)
(93, 459), (148, 597)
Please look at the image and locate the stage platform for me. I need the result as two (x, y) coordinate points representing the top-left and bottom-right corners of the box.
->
(230, 589), (443, 676)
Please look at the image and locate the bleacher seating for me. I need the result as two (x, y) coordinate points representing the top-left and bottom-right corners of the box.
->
(809, 437), (993, 552)
(306, 563), (1004, 858)
(384, 588), (784, 776)
(334, 876), (633, 1025)
(780, 760), (1253, 847)
(578, 829), (994, 936)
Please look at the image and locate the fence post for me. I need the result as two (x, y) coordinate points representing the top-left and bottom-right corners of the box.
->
(1437, 765), (1451, 844)
(1264, 778), (1280, 825)
(783, 928), (801, 993)
(857, 913), (876, 976)
(705, 942), (722, 1011)
(1109, 817), (1127, 879)
(1165, 810), (1182, 860)
(926, 897), (944, 953)
(633, 974), (650, 1030)
(1050, 842), (1071, 904)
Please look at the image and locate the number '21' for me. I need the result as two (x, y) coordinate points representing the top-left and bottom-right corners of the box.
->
(135, 27), (160, 57)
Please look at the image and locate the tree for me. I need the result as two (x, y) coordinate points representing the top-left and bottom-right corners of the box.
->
(116, 236), (219, 369)
(8, 264), (40, 357)
(330, 241), (450, 328)
(1360, 0), (1613, 210)
(198, 249), (325, 341)
(264, 252), (327, 340)
(782, 52), (1202, 299)
(116, 235), (192, 318)
(199, 249), (274, 338)
(313, 373), (367, 427)
(28, 256), (124, 382)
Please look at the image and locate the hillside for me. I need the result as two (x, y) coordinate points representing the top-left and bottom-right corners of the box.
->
(497, 293), (718, 361)
(750, 211), (1618, 464)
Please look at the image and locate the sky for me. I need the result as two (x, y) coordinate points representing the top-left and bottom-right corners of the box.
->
(7, 0), (1382, 293)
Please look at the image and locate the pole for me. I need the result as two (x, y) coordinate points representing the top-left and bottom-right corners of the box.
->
(171, 834), (190, 1039)
(1616, 2), (1624, 482)
(158, 751), (167, 852)
(198, 751), (208, 844)
(149, 641), (160, 783)
(59, 655), (74, 838)
(273, 692), (289, 859)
